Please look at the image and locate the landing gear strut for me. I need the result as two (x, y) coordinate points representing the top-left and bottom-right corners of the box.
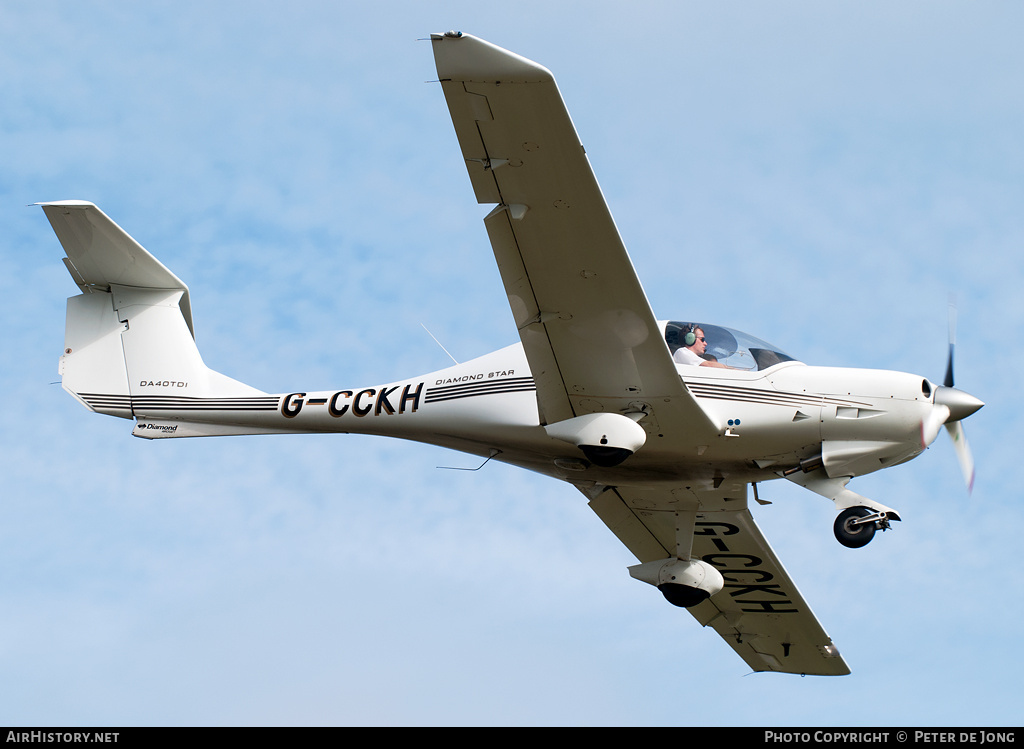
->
(833, 506), (890, 548)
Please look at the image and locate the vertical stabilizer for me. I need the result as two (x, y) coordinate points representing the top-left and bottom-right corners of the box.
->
(43, 202), (265, 419)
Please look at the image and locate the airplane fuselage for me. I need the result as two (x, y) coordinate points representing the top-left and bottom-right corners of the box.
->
(119, 336), (936, 494)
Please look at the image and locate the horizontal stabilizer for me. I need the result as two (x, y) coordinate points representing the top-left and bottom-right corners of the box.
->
(39, 201), (194, 337)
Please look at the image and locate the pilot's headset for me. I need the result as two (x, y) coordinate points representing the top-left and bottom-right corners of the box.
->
(681, 323), (700, 347)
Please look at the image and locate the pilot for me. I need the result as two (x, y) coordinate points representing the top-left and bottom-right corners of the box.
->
(673, 324), (728, 368)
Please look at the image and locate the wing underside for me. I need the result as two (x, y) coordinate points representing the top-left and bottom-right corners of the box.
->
(432, 32), (714, 438)
(588, 483), (850, 676)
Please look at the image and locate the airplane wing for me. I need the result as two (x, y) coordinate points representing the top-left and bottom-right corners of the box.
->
(587, 482), (850, 675)
(431, 33), (715, 435)
(433, 33), (845, 676)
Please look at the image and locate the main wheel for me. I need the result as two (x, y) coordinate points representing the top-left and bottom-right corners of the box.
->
(834, 507), (877, 548)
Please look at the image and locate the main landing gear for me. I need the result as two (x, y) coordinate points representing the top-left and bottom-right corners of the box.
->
(833, 507), (892, 548)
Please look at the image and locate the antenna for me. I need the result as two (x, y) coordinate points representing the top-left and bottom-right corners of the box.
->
(421, 323), (459, 365)
(437, 449), (501, 471)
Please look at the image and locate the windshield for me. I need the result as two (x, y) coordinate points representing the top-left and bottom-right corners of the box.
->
(665, 321), (798, 371)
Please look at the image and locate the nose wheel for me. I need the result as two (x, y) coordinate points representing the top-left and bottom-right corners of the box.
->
(834, 506), (890, 548)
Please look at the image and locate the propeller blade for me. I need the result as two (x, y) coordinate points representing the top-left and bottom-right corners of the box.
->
(936, 299), (980, 495)
(945, 420), (976, 494)
(944, 301), (956, 388)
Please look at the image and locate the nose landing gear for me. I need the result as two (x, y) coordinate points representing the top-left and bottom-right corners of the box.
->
(833, 506), (892, 548)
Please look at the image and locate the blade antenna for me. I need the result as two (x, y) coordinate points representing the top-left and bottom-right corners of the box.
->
(421, 323), (459, 365)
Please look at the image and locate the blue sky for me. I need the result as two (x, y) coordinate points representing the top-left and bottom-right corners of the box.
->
(2, 1), (1022, 726)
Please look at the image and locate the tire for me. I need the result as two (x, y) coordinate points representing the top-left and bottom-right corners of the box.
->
(834, 506), (877, 548)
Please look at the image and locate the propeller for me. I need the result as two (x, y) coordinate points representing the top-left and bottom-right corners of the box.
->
(931, 302), (982, 493)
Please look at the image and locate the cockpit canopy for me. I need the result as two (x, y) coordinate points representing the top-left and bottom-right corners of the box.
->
(664, 321), (799, 371)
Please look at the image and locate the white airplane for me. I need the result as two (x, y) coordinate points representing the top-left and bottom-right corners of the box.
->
(40, 32), (982, 677)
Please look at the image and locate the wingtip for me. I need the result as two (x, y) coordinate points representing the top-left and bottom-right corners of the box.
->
(35, 200), (98, 208)
(431, 31), (554, 83)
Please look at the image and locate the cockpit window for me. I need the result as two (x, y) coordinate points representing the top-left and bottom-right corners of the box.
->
(666, 321), (798, 371)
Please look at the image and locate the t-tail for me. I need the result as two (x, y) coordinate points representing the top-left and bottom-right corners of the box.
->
(41, 201), (281, 439)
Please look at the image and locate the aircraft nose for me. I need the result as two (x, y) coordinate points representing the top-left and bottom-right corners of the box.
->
(933, 386), (984, 423)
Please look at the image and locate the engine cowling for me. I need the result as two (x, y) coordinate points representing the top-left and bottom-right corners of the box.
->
(627, 558), (725, 608)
